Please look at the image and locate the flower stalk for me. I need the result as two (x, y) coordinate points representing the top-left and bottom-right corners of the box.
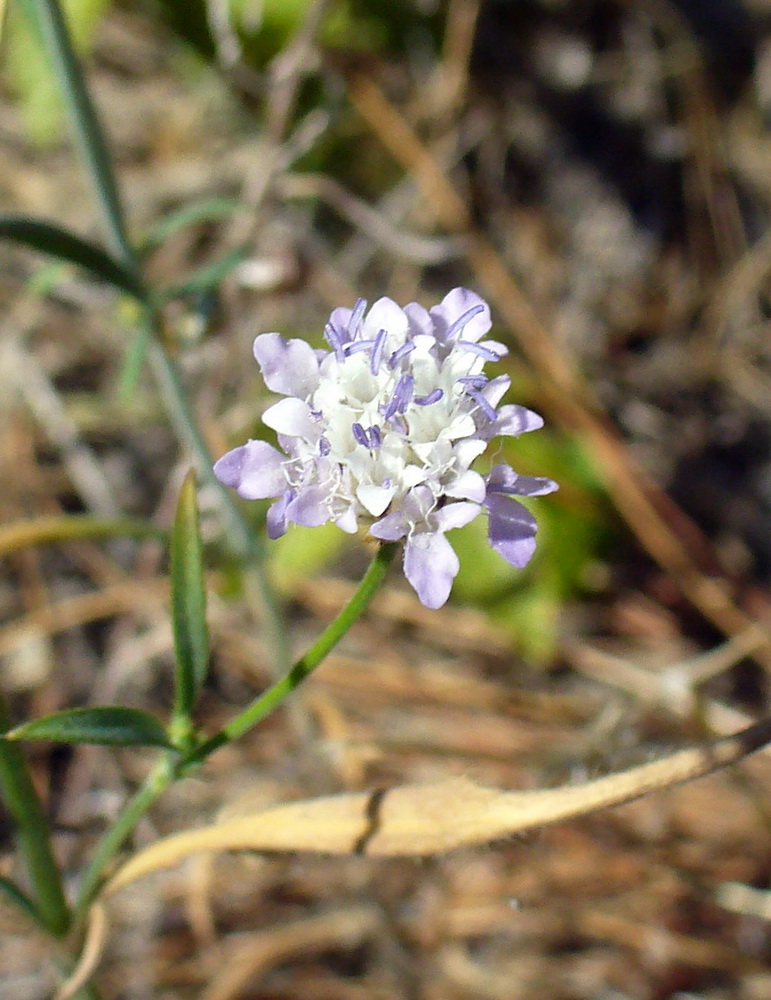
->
(74, 542), (398, 918)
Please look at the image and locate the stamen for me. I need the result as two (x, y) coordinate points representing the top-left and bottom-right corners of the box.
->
(456, 375), (488, 389)
(415, 388), (443, 406)
(370, 329), (387, 374)
(388, 342), (415, 369)
(324, 322), (345, 362)
(352, 422), (381, 450)
(344, 339), (374, 357)
(456, 340), (503, 362)
(319, 436), (331, 457)
(349, 298), (367, 339)
(466, 388), (497, 422)
(352, 422), (369, 447)
(444, 303), (485, 341)
(383, 373), (414, 420)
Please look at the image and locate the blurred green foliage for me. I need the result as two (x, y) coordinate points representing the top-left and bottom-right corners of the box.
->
(3, 0), (439, 143)
(5, 0), (110, 143)
(451, 430), (609, 663)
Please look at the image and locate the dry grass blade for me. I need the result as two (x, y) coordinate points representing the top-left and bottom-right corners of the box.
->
(104, 716), (771, 895)
(200, 906), (382, 1000)
(53, 904), (109, 1000)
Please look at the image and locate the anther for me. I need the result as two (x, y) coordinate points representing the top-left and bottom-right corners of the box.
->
(415, 388), (443, 406)
(349, 298), (367, 339)
(456, 340), (503, 362)
(444, 304), (485, 341)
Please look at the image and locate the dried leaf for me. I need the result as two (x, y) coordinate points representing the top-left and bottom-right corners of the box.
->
(104, 717), (771, 896)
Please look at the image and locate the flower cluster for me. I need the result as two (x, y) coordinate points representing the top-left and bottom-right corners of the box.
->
(214, 288), (557, 608)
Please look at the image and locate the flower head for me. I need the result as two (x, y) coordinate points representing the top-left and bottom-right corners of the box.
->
(214, 288), (557, 608)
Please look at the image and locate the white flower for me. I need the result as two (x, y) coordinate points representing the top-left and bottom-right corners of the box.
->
(215, 289), (557, 608)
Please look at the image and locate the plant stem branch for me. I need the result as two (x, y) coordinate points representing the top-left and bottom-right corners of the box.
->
(74, 544), (398, 917)
(189, 542), (399, 758)
(73, 754), (176, 921)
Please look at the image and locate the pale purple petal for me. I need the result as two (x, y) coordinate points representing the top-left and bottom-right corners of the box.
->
(481, 375), (511, 408)
(482, 405), (544, 439)
(362, 297), (409, 340)
(430, 288), (491, 343)
(433, 500), (481, 532)
(485, 494), (538, 568)
(286, 486), (331, 528)
(404, 531), (459, 609)
(486, 463), (558, 497)
(477, 339), (508, 358)
(266, 494), (292, 539)
(327, 307), (353, 342)
(253, 333), (319, 397)
(444, 470), (486, 502)
(262, 397), (317, 438)
(403, 301), (433, 338)
(213, 440), (286, 499)
(370, 508), (409, 541)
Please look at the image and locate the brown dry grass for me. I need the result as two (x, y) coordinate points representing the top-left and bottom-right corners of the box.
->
(2, 2), (771, 998)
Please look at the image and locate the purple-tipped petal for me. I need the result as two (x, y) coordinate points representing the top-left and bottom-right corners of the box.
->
(253, 333), (319, 397)
(485, 494), (538, 568)
(404, 531), (459, 609)
(213, 441), (286, 499)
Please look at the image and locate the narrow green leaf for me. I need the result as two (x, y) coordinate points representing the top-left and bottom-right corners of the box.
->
(0, 874), (45, 927)
(140, 197), (244, 253)
(5, 707), (173, 748)
(160, 246), (248, 300)
(171, 470), (210, 718)
(0, 215), (144, 299)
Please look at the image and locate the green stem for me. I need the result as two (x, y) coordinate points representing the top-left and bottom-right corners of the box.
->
(73, 543), (399, 916)
(188, 542), (399, 758)
(74, 753), (177, 920)
(30, 0), (138, 271)
(145, 337), (260, 563)
(0, 692), (70, 937)
(30, 0), (287, 666)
